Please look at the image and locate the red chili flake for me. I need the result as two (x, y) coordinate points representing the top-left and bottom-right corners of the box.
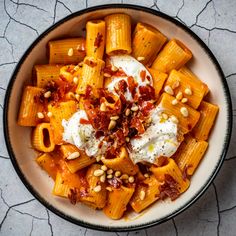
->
(117, 79), (128, 94)
(94, 32), (103, 48)
(80, 118), (91, 125)
(140, 70), (146, 82)
(68, 188), (78, 205)
(159, 174), (180, 201)
(107, 177), (122, 188)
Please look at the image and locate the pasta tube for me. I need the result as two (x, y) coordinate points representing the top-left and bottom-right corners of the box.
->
(60, 144), (96, 173)
(32, 123), (55, 152)
(76, 56), (105, 94)
(86, 20), (106, 59)
(174, 135), (208, 175)
(34, 64), (62, 88)
(151, 39), (192, 73)
(48, 38), (86, 64)
(18, 86), (45, 126)
(150, 158), (190, 193)
(132, 22), (167, 65)
(103, 185), (134, 219)
(105, 13), (132, 55)
(192, 101), (219, 140)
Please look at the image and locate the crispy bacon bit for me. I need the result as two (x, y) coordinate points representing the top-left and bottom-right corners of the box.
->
(68, 188), (78, 205)
(159, 174), (180, 201)
(84, 85), (93, 99)
(140, 70), (146, 82)
(127, 76), (138, 97)
(139, 101), (155, 116)
(108, 177), (122, 188)
(95, 130), (104, 139)
(139, 85), (155, 101)
(94, 32), (103, 48)
(80, 118), (91, 125)
(117, 80), (128, 94)
(130, 117), (145, 134)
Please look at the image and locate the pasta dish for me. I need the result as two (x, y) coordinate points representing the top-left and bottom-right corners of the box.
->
(17, 14), (219, 219)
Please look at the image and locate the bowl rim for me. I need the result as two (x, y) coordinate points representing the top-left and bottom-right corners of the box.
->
(3, 3), (232, 232)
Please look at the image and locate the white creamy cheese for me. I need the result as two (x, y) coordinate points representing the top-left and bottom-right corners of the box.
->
(129, 107), (180, 164)
(62, 110), (104, 157)
(107, 55), (153, 101)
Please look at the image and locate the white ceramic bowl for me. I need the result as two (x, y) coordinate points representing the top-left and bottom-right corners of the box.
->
(3, 4), (232, 232)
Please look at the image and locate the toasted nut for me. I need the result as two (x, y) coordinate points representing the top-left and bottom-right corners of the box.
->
(93, 185), (101, 193)
(128, 176), (135, 183)
(140, 190), (146, 200)
(131, 105), (139, 111)
(125, 137), (130, 142)
(106, 187), (112, 192)
(67, 48), (74, 56)
(47, 112), (52, 118)
(164, 85), (174, 95)
(75, 94), (80, 101)
(125, 108), (131, 116)
(144, 173), (149, 178)
(176, 91), (183, 100)
(93, 169), (104, 177)
(104, 73), (111, 78)
(100, 174), (106, 183)
(146, 117), (152, 124)
(110, 116), (119, 121)
(101, 156), (105, 160)
(170, 115), (179, 124)
(107, 169), (113, 175)
(172, 80), (180, 89)
(44, 91), (51, 98)
(73, 76), (79, 84)
(67, 92), (75, 99)
(111, 65), (118, 72)
(115, 171), (121, 177)
(67, 152), (80, 160)
(162, 113), (168, 120)
(180, 107), (189, 117)
(181, 98), (188, 103)
(107, 174), (113, 179)
(96, 155), (101, 162)
(184, 88), (192, 95)
(120, 174), (129, 180)
(37, 112), (44, 119)
(101, 165), (108, 171)
(137, 56), (145, 61)
(100, 103), (106, 112)
(172, 99), (178, 105)
(108, 120), (116, 130)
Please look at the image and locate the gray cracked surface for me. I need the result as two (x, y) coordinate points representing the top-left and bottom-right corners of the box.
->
(0, 0), (236, 235)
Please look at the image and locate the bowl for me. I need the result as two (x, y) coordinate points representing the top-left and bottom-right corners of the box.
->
(3, 4), (232, 232)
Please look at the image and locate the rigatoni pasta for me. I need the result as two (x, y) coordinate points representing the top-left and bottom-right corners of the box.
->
(17, 13), (219, 220)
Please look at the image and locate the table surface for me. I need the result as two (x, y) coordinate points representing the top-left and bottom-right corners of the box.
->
(0, 0), (236, 235)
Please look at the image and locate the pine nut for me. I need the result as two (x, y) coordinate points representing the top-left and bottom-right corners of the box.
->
(180, 107), (189, 117)
(131, 105), (139, 111)
(100, 175), (106, 183)
(162, 113), (168, 120)
(172, 80), (180, 89)
(104, 73), (111, 78)
(164, 85), (174, 95)
(144, 173), (149, 178)
(176, 91), (183, 100)
(73, 77), (79, 84)
(107, 169), (113, 175)
(125, 108), (131, 116)
(120, 174), (129, 180)
(67, 48), (73, 56)
(110, 116), (119, 121)
(106, 187), (112, 191)
(93, 185), (101, 193)
(184, 88), (192, 95)
(47, 112), (52, 118)
(128, 176), (135, 183)
(140, 190), (146, 200)
(137, 56), (145, 61)
(37, 112), (44, 119)
(111, 65), (118, 72)
(125, 137), (130, 142)
(115, 171), (121, 177)
(107, 174), (113, 179)
(75, 94), (80, 101)
(100, 103), (106, 111)
(67, 152), (80, 160)
(93, 169), (104, 177)
(181, 98), (188, 103)
(172, 99), (178, 105)
(101, 165), (108, 171)
(108, 120), (116, 130)
(44, 91), (51, 98)
(170, 115), (179, 124)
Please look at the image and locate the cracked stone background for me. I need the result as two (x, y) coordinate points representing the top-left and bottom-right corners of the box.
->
(0, 0), (236, 235)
